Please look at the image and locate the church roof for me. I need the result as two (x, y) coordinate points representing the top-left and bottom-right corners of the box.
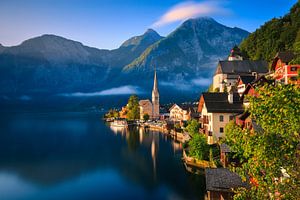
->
(215, 60), (268, 75)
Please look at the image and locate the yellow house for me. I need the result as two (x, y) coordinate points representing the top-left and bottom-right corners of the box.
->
(169, 104), (196, 121)
(198, 91), (244, 144)
(139, 99), (153, 120)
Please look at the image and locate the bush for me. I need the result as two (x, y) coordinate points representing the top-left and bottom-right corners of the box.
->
(188, 134), (210, 160)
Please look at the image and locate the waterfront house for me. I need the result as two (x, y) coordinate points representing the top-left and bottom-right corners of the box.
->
(139, 99), (153, 120)
(271, 51), (300, 85)
(198, 90), (244, 144)
(169, 104), (197, 122)
(205, 168), (248, 200)
(212, 47), (268, 92)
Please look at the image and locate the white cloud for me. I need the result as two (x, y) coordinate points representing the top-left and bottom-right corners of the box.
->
(152, 1), (230, 27)
(59, 85), (141, 97)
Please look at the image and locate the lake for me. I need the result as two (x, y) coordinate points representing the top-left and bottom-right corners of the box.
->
(0, 112), (205, 200)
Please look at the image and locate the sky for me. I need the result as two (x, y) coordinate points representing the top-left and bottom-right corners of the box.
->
(0, 0), (297, 49)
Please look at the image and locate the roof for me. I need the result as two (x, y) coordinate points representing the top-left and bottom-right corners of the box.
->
(139, 99), (152, 106)
(275, 51), (295, 63)
(271, 51), (295, 70)
(220, 143), (232, 153)
(238, 75), (256, 85)
(169, 103), (197, 113)
(206, 168), (248, 192)
(215, 60), (268, 75)
(200, 92), (244, 113)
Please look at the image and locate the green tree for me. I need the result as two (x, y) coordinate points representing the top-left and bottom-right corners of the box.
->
(143, 113), (150, 121)
(105, 109), (119, 118)
(225, 83), (300, 199)
(188, 134), (210, 160)
(126, 95), (140, 120)
(185, 119), (200, 135)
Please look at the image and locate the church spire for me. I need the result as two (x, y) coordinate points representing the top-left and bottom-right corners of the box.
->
(153, 68), (158, 93)
(152, 67), (159, 119)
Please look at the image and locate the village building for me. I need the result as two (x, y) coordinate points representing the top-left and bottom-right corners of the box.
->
(213, 47), (269, 92)
(236, 75), (256, 96)
(119, 106), (128, 119)
(198, 90), (244, 144)
(139, 99), (153, 120)
(205, 168), (248, 200)
(139, 70), (160, 120)
(169, 104), (197, 121)
(271, 51), (300, 85)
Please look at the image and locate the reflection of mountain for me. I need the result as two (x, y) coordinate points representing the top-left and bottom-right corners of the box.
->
(0, 113), (205, 199)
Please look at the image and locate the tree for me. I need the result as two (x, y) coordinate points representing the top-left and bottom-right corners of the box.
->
(126, 95), (140, 120)
(143, 113), (150, 121)
(188, 134), (210, 160)
(225, 83), (300, 199)
(105, 109), (119, 118)
(185, 119), (200, 135)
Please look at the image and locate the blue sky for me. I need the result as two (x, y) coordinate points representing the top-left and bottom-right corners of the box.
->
(0, 0), (297, 49)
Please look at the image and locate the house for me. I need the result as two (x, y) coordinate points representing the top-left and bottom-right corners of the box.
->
(236, 75), (256, 96)
(205, 168), (248, 200)
(198, 90), (244, 144)
(271, 51), (300, 85)
(139, 99), (153, 120)
(169, 104), (197, 121)
(213, 52), (268, 92)
(228, 45), (244, 61)
(119, 106), (128, 119)
(220, 143), (233, 168)
(240, 75), (272, 108)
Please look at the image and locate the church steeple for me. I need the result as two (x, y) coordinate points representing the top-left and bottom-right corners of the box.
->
(152, 68), (159, 119)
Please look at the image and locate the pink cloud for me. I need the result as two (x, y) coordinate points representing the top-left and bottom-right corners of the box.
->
(152, 1), (230, 27)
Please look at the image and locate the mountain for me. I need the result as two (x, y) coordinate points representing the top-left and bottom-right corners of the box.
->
(107, 29), (163, 67)
(0, 17), (249, 109)
(124, 17), (249, 75)
(240, 1), (300, 62)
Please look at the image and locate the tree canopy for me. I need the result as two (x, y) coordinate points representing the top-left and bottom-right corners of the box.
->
(126, 95), (140, 120)
(240, 2), (300, 62)
(225, 83), (300, 199)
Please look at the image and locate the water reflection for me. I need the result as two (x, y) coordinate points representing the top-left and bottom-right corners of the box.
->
(0, 112), (205, 200)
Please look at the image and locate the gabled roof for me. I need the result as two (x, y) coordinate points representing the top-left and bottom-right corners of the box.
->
(199, 92), (244, 113)
(169, 103), (197, 113)
(206, 168), (248, 192)
(271, 51), (295, 70)
(215, 60), (268, 75)
(240, 76), (273, 101)
(238, 75), (256, 85)
(139, 99), (152, 106)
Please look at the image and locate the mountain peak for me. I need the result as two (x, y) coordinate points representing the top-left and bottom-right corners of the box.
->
(120, 29), (162, 48)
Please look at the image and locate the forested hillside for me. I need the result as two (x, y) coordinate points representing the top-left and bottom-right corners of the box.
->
(240, 1), (300, 63)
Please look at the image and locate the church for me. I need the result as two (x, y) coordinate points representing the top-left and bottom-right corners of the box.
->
(139, 70), (160, 120)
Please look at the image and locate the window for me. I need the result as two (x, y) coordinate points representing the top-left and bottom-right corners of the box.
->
(219, 115), (224, 122)
(220, 127), (224, 133)
(291, 67), (297, 71)
(229, 115), (234, 121)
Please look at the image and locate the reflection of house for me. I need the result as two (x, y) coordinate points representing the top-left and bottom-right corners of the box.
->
(213, 47), (268, 92)
(271, 51), (300, 84)
(198, 90), (244, 144)
(169, 104), (196, 121)
(206, 168), (248, 200)
(139, 100), (153, 119)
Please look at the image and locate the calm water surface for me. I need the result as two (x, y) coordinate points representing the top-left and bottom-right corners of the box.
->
(0, 112), (205, 200)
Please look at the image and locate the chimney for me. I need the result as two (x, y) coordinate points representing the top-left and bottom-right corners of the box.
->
(228, 86), (234, 104)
